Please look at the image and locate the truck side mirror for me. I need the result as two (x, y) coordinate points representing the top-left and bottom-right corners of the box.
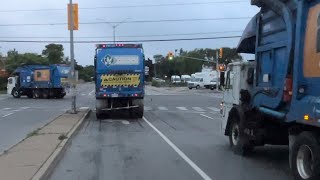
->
(247, 68), (254, 85)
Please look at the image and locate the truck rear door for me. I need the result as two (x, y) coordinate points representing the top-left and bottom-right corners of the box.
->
(95, 45), (145, 98)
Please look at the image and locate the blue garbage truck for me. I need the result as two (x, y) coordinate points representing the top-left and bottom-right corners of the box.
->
(94, 44), (145, 119)
(7, 64), (70, 99)
(221, 1), (320, 179)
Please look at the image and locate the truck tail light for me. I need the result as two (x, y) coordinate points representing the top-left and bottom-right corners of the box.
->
(283, 76), (293, 102)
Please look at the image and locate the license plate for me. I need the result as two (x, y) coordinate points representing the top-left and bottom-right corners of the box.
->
(111, 93), (119, 97)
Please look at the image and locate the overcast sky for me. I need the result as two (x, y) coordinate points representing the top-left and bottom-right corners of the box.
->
(0, 0), (258, 66)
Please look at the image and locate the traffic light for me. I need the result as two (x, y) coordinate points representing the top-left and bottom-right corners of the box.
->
(218, 65), (226, 71)
(168, 52), (174, 60)
(219, 48), (223, 59)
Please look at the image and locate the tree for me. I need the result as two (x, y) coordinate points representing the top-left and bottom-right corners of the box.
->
(153, 47), (242, 78)
(153, 54), (165, 63)
(5, 50), (49, 73)
(42, 44), (64, 64)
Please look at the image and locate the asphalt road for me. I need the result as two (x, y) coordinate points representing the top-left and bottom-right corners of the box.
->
(50, 85), (293, 180)
(0, 83), (95, 154)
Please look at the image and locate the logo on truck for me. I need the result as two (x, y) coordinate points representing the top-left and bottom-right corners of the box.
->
(100, 74), (140, 87)
(102, 55), (117, 66)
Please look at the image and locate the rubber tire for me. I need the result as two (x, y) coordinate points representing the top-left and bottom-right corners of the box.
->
(96, 111), (104, 120)
(290, 132), (320, 180)
(12, 88), (21, 98)
(131, 99), (144, 119)
(34, 90), (41, 99)
(229, 117), (253, 156)
(27, 94), (33, 98)
(189, 87), (192, 90)
(196, 85), (200, 89)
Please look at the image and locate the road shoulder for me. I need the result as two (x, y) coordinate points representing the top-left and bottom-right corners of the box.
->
(0, 108), (90, 180)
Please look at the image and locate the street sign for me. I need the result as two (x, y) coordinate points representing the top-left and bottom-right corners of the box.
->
(68, 4), (79, 30)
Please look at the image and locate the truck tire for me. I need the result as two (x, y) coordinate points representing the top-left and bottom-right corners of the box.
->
(96, 111), (104, 119)
(229, 116), (253, 155)
(189, 87), (192, 90)
(12, 88), (21, 98)
(34, 90), (41, 99)
(96, 99), (108, 120)
(131, 99), (144, 119)
(290, 132), (320, 180)
(196, 85), (200, 89)
(27, 93), (33, 98)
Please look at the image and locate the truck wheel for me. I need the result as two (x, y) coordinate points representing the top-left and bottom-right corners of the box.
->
(189, 87), (192, 90)
(27, 94), (33, 98)
(12, 88), (21, 98)
(229, 117), (253, 155)
(34, 90), (40, 99)
(96, 111), (104, 119)
(290, 132), (320, 180)
(131, 99), (144, 119)
(196, 85), (200, 89)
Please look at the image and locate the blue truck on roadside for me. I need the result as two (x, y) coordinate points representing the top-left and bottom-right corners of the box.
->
(94, 44), (145, 119)
(7, 64), (70, 99)
(221, 1), (320, 180)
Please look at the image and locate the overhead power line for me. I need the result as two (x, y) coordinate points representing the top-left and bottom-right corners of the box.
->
(0, 1), (247, 12)
(0, 17), (251, 27)
(0, 35), (241, 43)
(0, 31), (243, 39)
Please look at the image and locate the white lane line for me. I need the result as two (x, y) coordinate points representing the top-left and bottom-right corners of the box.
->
(207, 107), (220, 112)
(158, 106), (168, 111)
(143, 117), (212, 180)
(88, 89), (95, 96)
(2, 113), (14, 117)
(79, 107), (89, 110)
(177, 107), (188, 111)
(200, 114), (215, 120)
(192, 107), (206, 112)
(20, 107), (30, 110)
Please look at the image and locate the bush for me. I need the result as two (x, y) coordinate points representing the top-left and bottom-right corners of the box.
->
(151, 80), (161, 87)
(0, 77), (7, 91)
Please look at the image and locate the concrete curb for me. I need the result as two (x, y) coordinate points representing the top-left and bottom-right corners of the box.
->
(31, 109), (91, 180)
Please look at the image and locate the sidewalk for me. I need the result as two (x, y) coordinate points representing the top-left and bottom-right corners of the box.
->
(0, 109), (90, 180)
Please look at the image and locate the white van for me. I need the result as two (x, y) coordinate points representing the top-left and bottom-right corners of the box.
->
(171, 75), (181, 84)
(181, 75), (191, 83)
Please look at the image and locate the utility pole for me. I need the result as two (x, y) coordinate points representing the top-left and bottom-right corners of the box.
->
(98, 18), (130, 44)
(216, 51), (220, 90)
(113, 26), (116, 44)
(69, 0), (76, 114)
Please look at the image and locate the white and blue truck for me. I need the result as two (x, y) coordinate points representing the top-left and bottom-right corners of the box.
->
(221, 1), (320, 180)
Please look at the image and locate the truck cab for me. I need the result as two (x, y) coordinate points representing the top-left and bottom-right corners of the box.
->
(7, 76), (17, 96)
(221, 1), (320, 179)
(95, 44), (145, 119)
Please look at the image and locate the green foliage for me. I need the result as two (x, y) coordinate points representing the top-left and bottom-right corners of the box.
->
(151, 80), (161, 87)
(6, 49), (49, 73)
(154, 48), (242, 78)
(78, 65), (94, 82)
(0, 77), (7, 91)
(42, 44), (64, 64)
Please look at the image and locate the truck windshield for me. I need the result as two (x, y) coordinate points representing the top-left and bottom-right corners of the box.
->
(57, 66), (70, 76)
